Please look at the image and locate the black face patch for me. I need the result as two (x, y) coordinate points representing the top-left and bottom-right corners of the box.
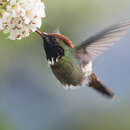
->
(43, 36), (64, 65)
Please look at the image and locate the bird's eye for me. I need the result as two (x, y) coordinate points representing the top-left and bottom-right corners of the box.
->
(51, 36), (56, 41)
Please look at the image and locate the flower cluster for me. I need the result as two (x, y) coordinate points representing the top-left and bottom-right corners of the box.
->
(0, 0), (46, 40)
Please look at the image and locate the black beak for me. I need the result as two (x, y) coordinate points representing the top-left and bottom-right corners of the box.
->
(35, 30), (48, 38)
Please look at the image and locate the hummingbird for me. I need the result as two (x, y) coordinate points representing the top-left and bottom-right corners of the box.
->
(36, 20), (130, 98)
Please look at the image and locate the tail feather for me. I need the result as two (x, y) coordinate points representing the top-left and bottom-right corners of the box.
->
(88, 73), (114, 98)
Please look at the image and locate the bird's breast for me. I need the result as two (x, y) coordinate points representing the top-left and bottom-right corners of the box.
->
(50, 56), (86, 87)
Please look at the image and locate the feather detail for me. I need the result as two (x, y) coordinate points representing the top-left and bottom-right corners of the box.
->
(88, 73), (114, 98)
(48, 33), (74, 48)
(75, 20), (130, 65)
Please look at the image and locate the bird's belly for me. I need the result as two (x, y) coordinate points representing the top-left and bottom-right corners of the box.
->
(51, 57), (86, 87)
(81, 62), (92, 76)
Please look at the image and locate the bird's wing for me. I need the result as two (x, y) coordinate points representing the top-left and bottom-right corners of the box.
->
(75, 20), (130, 65)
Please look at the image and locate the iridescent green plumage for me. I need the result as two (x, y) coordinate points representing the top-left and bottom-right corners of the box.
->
(48, 39), (85, 86)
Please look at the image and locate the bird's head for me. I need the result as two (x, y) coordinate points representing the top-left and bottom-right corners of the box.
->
(36, 30), (74, 65)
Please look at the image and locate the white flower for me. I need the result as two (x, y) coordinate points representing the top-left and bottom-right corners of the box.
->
(0, 0), (46, 40)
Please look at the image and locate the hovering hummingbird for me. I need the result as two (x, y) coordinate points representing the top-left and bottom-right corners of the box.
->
(36, 21), (130, 98)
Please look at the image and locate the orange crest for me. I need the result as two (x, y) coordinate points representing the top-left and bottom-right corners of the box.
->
(48, 33), (74, 48)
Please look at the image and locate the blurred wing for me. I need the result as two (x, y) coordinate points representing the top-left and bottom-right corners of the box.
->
(75, 20), (130, 64)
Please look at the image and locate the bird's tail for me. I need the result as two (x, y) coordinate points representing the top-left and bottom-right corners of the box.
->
(88, 73), (114, 99)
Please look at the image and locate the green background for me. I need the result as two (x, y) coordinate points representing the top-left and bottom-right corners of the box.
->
(0, 0), (130, 130)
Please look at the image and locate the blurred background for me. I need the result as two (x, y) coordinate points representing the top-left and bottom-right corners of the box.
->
(0, 0), (130, 130)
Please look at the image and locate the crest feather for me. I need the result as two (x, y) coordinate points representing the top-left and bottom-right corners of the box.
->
(49, 33), (74, 48)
